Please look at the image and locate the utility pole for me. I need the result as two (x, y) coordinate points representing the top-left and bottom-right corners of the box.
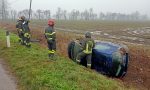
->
(2, 0), (4, 21)
(0, 0), (2, 20)
(0, 0), (3, 20)
(29, 0), (32, 20)
(1, 0), (6, 21)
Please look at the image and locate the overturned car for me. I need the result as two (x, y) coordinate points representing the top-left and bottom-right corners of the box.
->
(68, 40), (129, 77)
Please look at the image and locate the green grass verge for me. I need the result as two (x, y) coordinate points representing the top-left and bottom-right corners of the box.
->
(0, 29), (127, 90)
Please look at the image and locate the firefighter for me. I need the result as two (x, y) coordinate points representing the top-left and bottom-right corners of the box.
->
(23, 19), (31, 48)
(44, 19), (56, 58)
(16, 16), (24, 44)
(76, 32), (95, 68)
(16, 16), (31, 47)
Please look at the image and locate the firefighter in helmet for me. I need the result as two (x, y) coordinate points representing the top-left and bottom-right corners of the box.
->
(44, 19), (56, 58)
(16, 16), (25, 44)
(16, 16), (31, 47)
(76, 32), (95, 68)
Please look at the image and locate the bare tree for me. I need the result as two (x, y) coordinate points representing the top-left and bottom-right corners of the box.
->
(56, 7), (62, 20)
(62, 10), (67, 20)
(10, 10), (17, 21)
(89, 8), (93, 20)
(69, 9), (75, 20)
(44, 10), (51, 19)
(17, 9), (34, 20)
(6, 7), (148, 21)
(36, 9), (42, 20)
(0, 0), (8, 20)
(83, 9), (90, 20)
(69, 10), (80, 20)
(22, 9), (29, 18)
(0, 0), (2, 15)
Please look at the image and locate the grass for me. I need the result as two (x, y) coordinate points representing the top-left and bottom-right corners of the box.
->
(1, 20), (150, 89)
(0, 29), (129, 90)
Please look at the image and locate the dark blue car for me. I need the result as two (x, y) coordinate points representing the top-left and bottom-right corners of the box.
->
(68, 40), (129, 77)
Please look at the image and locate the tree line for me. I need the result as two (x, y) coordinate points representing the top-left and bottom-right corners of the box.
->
(0, 0), (8, 20)
(0, 0), (149, 21)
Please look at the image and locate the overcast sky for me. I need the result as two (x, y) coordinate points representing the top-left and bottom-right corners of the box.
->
(8, 0), (150, 16)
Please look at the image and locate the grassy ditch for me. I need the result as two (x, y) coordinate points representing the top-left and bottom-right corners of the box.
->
(0, 29), (128, 90)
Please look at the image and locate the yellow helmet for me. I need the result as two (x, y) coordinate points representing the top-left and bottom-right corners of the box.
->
(18, 16), (25, 21)
(18, 17), (22, 21)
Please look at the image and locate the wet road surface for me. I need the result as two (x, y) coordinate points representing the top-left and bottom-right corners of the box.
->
(0, 59), (17, 90)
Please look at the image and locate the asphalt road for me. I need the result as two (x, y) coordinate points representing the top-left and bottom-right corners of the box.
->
(0, 59), (17, 90)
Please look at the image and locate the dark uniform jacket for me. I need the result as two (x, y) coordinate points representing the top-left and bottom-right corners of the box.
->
(16, 20), (30, 33)
(80, 38), (95, 54)
(16, 20), (23, 33)
(45, 26), (56, 42)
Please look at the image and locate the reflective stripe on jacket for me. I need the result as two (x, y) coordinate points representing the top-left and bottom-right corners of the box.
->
(83, 40), (94, 54)
(80, 38), (95, 54)
(45, 26), (56, 40)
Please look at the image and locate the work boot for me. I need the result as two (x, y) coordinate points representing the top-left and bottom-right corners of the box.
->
(76, 59), (80, 64)
(20, 41), (25, 45)
(48, 54), (55, 60)
(18, 38), (21, 43)
(87, 64), (91, 69)
(26, 44), (31, 48)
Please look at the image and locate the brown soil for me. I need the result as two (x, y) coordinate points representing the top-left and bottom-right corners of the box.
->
(122, 45), (150, 90)
(0, 22), (150, 90)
